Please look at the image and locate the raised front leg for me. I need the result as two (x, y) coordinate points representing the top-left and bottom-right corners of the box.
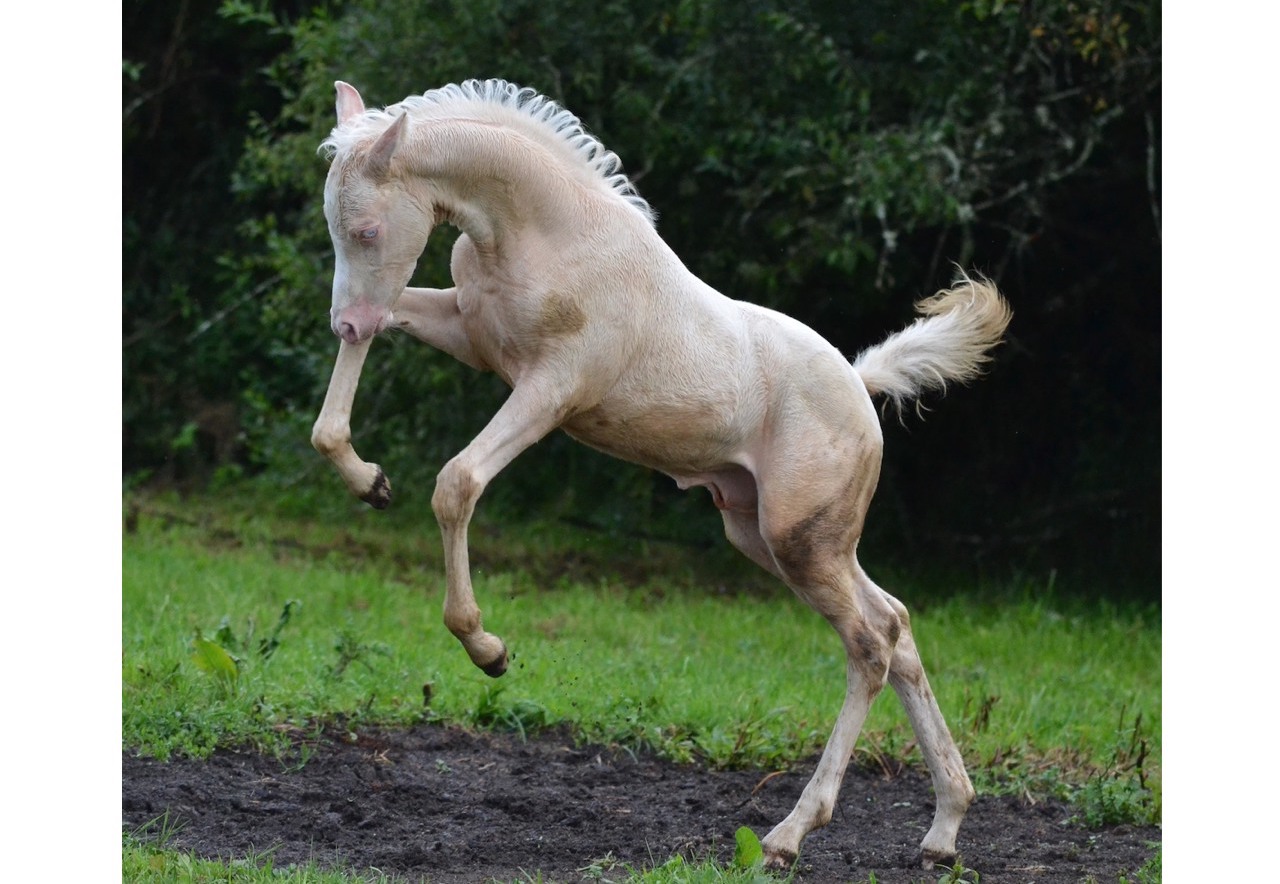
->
(432, 380), (569, 676)
(393, 286), (486, 370)
(311, 338), (391, 508)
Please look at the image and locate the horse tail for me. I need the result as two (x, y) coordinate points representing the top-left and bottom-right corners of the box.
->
(851, 273), (1012, 416)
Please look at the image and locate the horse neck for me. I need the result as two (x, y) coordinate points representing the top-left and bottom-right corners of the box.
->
(406, 118), (582, 251)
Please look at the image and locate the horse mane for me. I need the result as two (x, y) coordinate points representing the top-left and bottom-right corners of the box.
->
(320, 79), (656, 225)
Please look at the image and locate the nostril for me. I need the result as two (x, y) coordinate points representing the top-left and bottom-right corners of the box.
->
(338, 321), (359, 344)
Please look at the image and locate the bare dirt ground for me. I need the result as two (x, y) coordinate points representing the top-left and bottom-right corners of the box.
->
(122, 722), (1160, 883)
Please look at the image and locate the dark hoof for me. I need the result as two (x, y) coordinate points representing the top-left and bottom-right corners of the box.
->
(920, 849), (957, 871)
(480, 645), (509, 678)
(361, 467), (392, 510)
(763, 850), (796, 871)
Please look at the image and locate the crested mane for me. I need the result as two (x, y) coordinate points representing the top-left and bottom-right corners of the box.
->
(319, 79), (655, 225)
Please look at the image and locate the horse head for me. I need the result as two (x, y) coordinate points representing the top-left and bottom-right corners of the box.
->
(322, 82), (434, 344)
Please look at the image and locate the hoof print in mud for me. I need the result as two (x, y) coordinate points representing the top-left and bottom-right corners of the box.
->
(362, 468), (392, 509)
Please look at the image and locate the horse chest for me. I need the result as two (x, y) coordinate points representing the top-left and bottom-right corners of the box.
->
(456, 280), (591, 384)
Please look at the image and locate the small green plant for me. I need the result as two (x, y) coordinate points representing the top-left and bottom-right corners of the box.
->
(1074, 774), (1151, 828)
(128, 811), (183, 850)
(329, 627), (391, 679)
(935, 859), (980, 883)
(1118, 845), (1161, 883)
(575, 840), (791, 883)
(258, 598), (299, 661)
(698, 704), (802, 771)
(190, 629), (240, 693)
(189, 600), (303, 695)
(468, 683), (553, 739)
(733, 826), (763, 869)
(1072, 707), (1158, 827)
(578, 852), (626, 882)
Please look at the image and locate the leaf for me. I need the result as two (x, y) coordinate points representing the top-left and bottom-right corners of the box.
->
(733, 825), (763, 869)
(191, 633), (240, 687)
(214, 617), (238, 650)
(259, 599), (299, 660)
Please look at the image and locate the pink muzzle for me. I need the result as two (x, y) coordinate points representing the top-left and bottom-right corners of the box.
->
(332, 301), (391, 344)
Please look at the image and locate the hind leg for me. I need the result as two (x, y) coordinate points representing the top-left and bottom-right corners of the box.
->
(732, 398), (970, 866)
(720, 500), (781, 580)
(761, 566), (973, 869)
(730, 440), (903, 866)
(757, 552), (903, 867)
(878, 585), (975, 867)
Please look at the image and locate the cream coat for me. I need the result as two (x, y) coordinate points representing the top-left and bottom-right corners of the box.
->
(311, 80), (1010, 870)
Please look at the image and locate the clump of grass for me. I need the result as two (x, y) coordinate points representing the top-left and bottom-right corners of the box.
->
(1071, 708), (1158, 827)
(124, 815), (398, 882)
(575, 836), (791, 883)
(934, 859), (982, 883)
(1117, 845), (1161, 884)
(970, 705), (1158, 828)
(466, 682), (554, 738)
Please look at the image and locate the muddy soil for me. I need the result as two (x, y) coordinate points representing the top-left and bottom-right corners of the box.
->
(122, 723), (1160, 883)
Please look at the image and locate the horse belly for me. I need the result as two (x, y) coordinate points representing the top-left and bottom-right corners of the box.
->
(562, 393), (753, 476)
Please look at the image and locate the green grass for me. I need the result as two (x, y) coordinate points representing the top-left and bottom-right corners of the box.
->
(122, 488), (1160, 881)
(123, 819), (791, 883)
(122, 840), (783, 884)
(124, 816), (397, 882)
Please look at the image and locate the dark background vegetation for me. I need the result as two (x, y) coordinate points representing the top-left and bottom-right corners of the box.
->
(123, 0), (1160, 598)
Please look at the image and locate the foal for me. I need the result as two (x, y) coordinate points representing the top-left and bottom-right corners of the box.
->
(310, 79), (1011, 869)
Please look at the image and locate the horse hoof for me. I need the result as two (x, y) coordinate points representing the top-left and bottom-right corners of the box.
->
(480, 644), (508, 678)
(762, 848), (796, 870)
(919, 848), (956, 870)
(362, 467), (392, 509)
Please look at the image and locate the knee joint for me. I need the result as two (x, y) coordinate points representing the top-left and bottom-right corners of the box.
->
(443, 606), (480, 639)
(851, 627), (893, 685)
(432, 462), (481, 525)
(311, 425), (344, 457)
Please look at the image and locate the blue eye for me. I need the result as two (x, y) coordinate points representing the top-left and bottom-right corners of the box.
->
(357, 227), (378, 241)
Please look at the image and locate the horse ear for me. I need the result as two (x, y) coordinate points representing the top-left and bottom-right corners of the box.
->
(365, 112), (409, 182)
(335, 81), (365, 125)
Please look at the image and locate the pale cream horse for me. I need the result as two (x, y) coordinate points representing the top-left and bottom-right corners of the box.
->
(311, 79), (1010, 870)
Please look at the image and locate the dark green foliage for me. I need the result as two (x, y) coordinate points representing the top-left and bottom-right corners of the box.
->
(125, 0), (289, 480)
(122, 0), (1161, 596)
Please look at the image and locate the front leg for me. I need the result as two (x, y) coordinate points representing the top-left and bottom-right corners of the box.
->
(311, 338), (391, 508)
(432, 379), (570, 675)
(393, 286), (486, 369)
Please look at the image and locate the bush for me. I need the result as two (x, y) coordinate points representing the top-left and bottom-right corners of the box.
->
(124, 0), (1161, 592)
